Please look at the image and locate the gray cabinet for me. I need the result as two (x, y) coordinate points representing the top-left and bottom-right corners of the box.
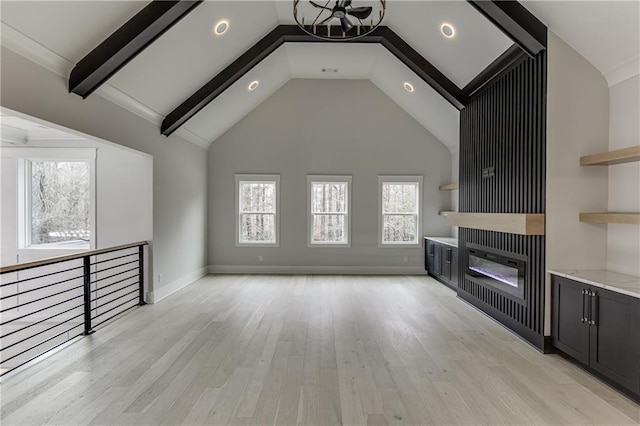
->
(424, 238), (458, 290)
(552, 275), (640, 401)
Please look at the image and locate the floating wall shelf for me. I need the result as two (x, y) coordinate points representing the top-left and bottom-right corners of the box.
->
(439, 211), (455, 216)
(580, 145), (640, 166)
(439, 182), (459, 191)
(579, 212), (640, 225)
(446, 213), (545, 235)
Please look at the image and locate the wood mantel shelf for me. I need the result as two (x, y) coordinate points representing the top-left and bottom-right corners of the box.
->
(439, 182), (459, 191)
(579, 212), (640, 224)
(580, 145), (640, 166)
(446, 213), (545, 235)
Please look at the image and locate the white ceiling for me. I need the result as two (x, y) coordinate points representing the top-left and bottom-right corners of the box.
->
(2, 1), (637, 152)
(383, 1), (513, 87)
(522, 0), (640, 86)
(0, 1), (511, 152)
(180, 43), (460, 150)
(1, 1), (145, 64)
(110, 1), (281, 114)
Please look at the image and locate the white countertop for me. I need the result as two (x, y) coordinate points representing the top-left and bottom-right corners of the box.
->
(424, 237), (458, 248)
(549, 269), (640, 299)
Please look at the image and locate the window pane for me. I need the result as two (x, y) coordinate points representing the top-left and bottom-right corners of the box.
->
(241, 183), (275, 212)
(312, 214), (345, 243)
(312, 183), (347, 213)
(30, 161), (90, 245)
(382, 183), (417, 213)
(241, 213), (275, 243)
(382, 214), (417, 243)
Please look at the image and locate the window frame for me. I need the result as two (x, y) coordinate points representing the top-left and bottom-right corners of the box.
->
(235, 174), (280, 247)
(377, 175), (423, 248)
(15, 148), (97, 250)
(307, 175), (352, 248)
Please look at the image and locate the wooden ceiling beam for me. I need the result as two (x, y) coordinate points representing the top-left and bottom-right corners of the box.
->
(161, 25), (467, 137)
(69, 0), (203, 98)
(467, 0), (547, 58)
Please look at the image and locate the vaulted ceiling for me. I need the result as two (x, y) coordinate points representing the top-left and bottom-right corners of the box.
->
(1, 1), (638, 152)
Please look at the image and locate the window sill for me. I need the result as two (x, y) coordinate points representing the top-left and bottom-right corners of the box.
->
(308, 243), (351, 248)
(20, 241), (90, 250)
(378, 243), (421, 249)
(235, 242), (280, 248)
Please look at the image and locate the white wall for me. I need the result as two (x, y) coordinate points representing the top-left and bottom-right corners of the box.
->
(607, 75), (640, 277)
(545, 32), (610, 334)
(208, 79), (454, 273)
(1, 47), (208, 302)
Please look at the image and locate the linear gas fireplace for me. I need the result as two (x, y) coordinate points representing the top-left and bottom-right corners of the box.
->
(466, 244), (527, 303)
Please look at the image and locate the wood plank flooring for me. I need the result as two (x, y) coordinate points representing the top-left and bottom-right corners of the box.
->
(1, 274), (638, 425)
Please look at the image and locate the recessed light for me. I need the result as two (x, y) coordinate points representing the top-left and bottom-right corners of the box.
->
(214, 20), (229, 36)
(248, 80), (260, 91)
(441, 23), (455, 38)
(403, 82), (414, 93)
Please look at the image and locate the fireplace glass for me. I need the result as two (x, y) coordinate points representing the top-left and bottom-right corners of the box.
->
(469, 255), (519, 288)
(466, 245), (526, 302)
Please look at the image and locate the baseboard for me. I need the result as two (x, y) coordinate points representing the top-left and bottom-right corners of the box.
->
(207, 265), (426, 275)
(150, 266), (208, 303)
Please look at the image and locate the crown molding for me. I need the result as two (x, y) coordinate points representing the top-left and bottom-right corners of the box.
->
(95, 84), (162, 126)
(174, 128), (210, 149)
(1, 23), (74, 77)
(1, 23), (211, 150)
(603, 57), (640, 87)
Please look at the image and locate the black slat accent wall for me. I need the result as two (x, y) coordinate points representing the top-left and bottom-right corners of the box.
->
(458, 51), (546, 350)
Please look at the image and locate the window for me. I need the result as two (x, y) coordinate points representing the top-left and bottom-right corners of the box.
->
(27, 161), (91, 246)
(235, 175), (280, 246)
(378, 176), (423, 247)
(307, 176), (351, 247)
(17, 149), (96, 249)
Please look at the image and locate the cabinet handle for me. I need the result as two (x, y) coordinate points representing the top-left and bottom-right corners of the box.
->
(581, 289), (587, 324)
(590, 291), (598, 326)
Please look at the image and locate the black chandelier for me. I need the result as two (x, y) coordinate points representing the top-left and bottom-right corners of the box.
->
(293, 0), (386, 41)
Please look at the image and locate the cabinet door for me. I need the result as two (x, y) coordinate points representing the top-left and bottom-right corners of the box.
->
(433, 244), (442, 276)
(589, 288), (640, 395)
(552, 276), (590, 365)
(425, 241), (435, 273)
(442, 247), (452, 281)
(450, 248), (459, 287)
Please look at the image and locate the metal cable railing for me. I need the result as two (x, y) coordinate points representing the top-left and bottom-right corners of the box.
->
(0, 242), (147, 376)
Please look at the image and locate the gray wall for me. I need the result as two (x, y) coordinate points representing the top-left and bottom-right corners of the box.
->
(209, 79), (453, 273)
(1, 47), (208, 302)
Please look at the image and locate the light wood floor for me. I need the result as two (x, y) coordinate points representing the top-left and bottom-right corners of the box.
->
(1, 274), (638, 425)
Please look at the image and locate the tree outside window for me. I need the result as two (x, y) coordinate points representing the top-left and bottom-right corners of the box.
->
(308, 176), (351, 246)
(236, 175), (280, 246)
(379, 176), (422, 246)
(28, 160), (91, 246)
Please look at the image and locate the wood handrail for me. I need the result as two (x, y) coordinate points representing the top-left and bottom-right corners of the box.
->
(0, 241), (148, 274)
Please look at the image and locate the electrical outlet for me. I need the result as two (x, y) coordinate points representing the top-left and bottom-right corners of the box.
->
(158, 273), (163, 283)
(258, 255), (263, 262)
(403, 256), (409, 263)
